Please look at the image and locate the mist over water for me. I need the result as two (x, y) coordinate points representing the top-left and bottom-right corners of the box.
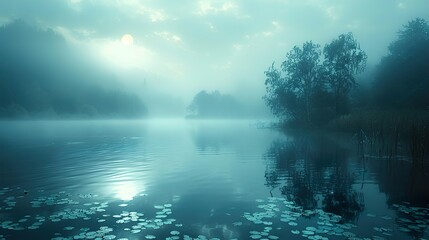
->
(0, 120), (428, 239)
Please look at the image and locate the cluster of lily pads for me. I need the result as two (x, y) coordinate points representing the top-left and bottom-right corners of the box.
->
(392, 203), (429, 234)
(243, 197), (359, 240)
(0, 187), (222, 240)
(1, 187), (429, 239)
(51, 226), (115, 240)
(1, 191), (110, 232)
(241, 197), (428, 239)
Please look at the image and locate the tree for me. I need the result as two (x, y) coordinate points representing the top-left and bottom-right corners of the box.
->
(264, 41), (324, 125)
(324, 33), (367, 115)
(373, 18), (429, 108)
(264, 35), (366, 126)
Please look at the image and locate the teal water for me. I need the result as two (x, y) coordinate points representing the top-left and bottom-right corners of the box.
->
(0, 120), (428, 240)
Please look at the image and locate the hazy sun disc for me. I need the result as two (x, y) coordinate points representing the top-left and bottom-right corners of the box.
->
(121, 34), (134, 46)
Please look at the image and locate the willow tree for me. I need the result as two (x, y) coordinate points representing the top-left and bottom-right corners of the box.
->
(323, 33), (367, 115)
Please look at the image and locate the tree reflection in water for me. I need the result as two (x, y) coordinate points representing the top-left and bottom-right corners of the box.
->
(264, 134), (364, 222)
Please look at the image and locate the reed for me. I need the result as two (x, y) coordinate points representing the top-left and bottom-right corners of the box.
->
(328, 109), (429, 165)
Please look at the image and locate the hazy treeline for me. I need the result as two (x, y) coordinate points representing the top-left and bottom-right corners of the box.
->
(0, 21), (147, 119)
(331, 19), (429, 164)
(264, 18), (429, 127)
(373, 18), (429, 109)
(186, 90), (243, 118)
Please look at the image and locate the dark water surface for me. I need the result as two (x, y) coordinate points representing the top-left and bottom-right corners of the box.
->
(0, 120), (428, 240)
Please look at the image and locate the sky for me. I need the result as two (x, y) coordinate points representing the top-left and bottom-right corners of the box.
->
(1, 0), (428, 115)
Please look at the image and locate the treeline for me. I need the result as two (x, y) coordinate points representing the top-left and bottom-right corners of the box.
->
(0, 21), (147, 119)
(264, 18), (429, 127)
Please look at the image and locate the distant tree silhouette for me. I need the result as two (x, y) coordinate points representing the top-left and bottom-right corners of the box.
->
(323, 33), (367, 115)
(373, 18), (429, 108)
(187, 90), (242, 118)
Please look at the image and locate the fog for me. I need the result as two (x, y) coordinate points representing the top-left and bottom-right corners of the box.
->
(0, 0), (428, 118)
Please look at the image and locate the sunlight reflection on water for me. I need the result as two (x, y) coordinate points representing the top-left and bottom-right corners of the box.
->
(114, 181), (140, 201)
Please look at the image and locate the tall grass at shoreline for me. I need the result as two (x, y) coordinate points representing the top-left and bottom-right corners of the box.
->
(328, 110), (429, 166)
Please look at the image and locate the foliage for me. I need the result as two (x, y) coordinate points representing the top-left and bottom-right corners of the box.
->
(264, 42), (328, 126)
(264, 63), (299, 121)
(281, 42), (323, 124)
(373, 18), (429, 109)
(323, 33), (367, 115)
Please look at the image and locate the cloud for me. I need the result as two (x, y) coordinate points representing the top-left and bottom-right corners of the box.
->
(194, 0), (239, 16)
(106, 0), (170, 22)
(155, 31), (182, 43)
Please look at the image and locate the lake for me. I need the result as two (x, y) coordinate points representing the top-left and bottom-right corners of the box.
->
(0, 120), (428, 240)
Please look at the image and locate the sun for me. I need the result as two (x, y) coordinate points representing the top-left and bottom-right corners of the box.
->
(121, 34), (134, 46)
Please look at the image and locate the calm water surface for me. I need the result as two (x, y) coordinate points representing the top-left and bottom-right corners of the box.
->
(0, 120), (428, 240)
